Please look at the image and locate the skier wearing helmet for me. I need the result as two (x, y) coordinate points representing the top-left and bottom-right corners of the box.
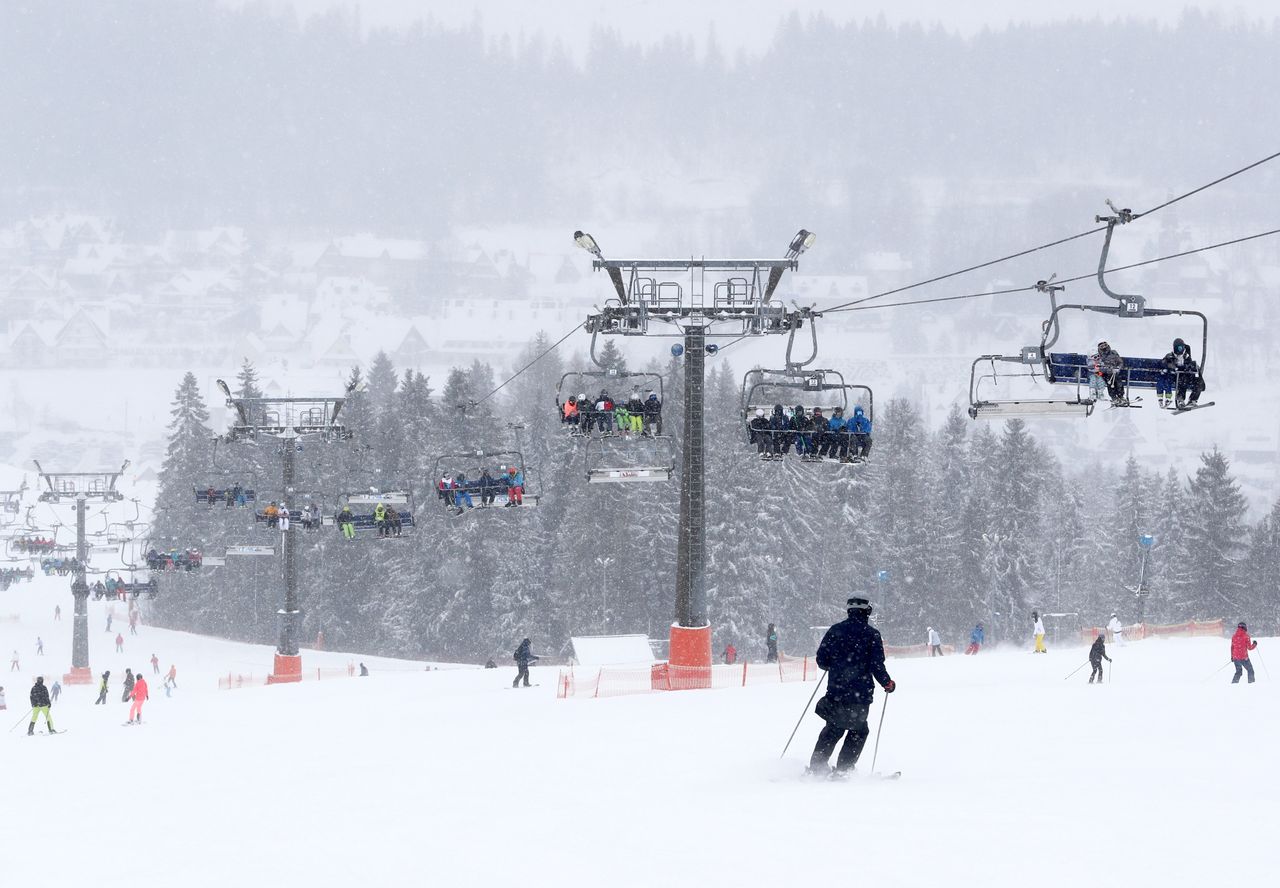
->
(1090, 341), (1127, 406)
(1162, 337), (1205, 409)
(1230, 622), (1258, 684)
(749, 407), (771, 457)
(823, 406), (849, 461)
(642, 391), (663, 436)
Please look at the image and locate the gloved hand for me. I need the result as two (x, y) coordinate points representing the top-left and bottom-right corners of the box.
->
(883, 679), (896, 693)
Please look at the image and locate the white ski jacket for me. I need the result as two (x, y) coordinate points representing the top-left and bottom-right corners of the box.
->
(1033, 618), (1046, 636)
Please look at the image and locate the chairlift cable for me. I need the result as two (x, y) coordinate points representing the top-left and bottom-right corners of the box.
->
(472, 321), (585, 408)
(824, 226), (1280, 314)
(816, 147), (1280, 315)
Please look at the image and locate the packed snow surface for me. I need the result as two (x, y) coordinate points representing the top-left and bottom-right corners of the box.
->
(1, 574), (1270, 887)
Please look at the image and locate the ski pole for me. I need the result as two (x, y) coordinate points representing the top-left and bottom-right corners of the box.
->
(8, 708), (33, 733)
(1255, 649), (1270, 680)
(1063, 660), (1089, 680)
(1203, 660), (1232, 682)
(869, 693), (890, 775)
(1108, 660), (1113, 684)
(779, 671), (826, 759)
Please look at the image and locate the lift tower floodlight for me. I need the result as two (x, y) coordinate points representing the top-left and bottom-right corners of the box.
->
(31, 460), (128, 685)
(216, 379), (353, 683)
(576, 229), (816, 676)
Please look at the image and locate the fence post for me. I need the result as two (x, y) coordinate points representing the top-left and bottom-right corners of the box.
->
(741, 660), (747, 687)
(593, 668), (602, 699)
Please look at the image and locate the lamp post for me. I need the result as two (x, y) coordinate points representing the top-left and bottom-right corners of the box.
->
(595, 556), (615, 633)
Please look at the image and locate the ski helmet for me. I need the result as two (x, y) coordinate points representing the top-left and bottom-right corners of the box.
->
(755, 408), (765, 417)
(1239, 622), (1247, 629)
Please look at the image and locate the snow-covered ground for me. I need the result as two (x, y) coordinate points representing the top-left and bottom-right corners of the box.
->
(1, 571), (1271, 887)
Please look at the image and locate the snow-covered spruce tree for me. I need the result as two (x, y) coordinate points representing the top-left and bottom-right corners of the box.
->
(1150, 467), (1194, 622)
(234, 357), (264, 426)
(921, 407), (971, 642)
(985, 419), (1045, 645)
(1183, 447), (1248, 619)
(1244, 497), (1280, 632)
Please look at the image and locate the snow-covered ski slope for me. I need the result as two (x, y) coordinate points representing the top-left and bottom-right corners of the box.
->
(2, 573), (1271, 888)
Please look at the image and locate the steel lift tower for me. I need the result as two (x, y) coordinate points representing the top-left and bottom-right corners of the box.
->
(574, 229), (816, 672)
(32, 460), (128, 685)
(216, 379), (352, 683)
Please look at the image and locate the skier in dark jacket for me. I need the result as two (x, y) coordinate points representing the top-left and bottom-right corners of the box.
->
(809, 597), (895, 775)
(1088, 634), (1112, 684)
(513, 637), (538, 688)
(1162, 337), (1204, 409)
(767, 405), (789, 458)
(765, 624), (779, 662)
(477, 468), (499, 507)
(28, 677), (54, 735)
(121, 668), (135, 703)
(642, 392), (663, 437)
(748, 408), (771, 457)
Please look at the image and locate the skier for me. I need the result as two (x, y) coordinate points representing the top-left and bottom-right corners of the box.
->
(749, 408), (771, 457)
(1088, 633), (1112, 684)
(849, 405), (873, 462)
(127, 672), (148, 724)
(54, 605), (60, 621)
(115, 633), (125, 653)
(1231, 622), (1258, 684)
(9, 649), (18, 671)
(0, 686), (6, 709)
(95, 671), (110, 705)
(150, 653), (160, 675)
(927, 626), (942, 657)
(1107, 613), (1126, 645)
(965, 622), (984, 655)
(504, 466), (524, 507)
(1032, 611), (1047, 653)
(765, 624), (779, 663)
(278, 502), (290, 533)
(373, 502), (388, 537)
(1091, 341), (1127, 405)
(106, 613), (112, 633)
(808, 597), (896, 777)
(1163, 337), (1205, 409)
(166, 664), (177, 687)
(50, 680), (61, 703)
(477, 468), (498, 507)
(512, 637), (538, 688)
(129, 612), (138, 636)
(121, 668), (135, 703)
(36, 636), (43, 655)
(338, 504), (356, 540)
(723, 643), (737, 665)
(28, 677), (55, 735)
(643, 391), (663, 437)
(359, 663), (369, 677)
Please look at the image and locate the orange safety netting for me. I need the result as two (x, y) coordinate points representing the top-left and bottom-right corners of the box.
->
(557, 654), (822, 699)
(217, 663), (359, 689)
(884, 643), (957, 658)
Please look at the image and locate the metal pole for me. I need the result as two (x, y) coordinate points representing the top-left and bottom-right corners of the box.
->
(70, 495), (90, 674)
(278, 435), (300, 657)
(675, 325), (707, 628)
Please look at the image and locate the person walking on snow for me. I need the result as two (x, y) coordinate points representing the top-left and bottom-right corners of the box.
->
(965, 623), (984, 655)
(127, 673), (149, 724)
(95, 671), (111, 705)
(1088, 634), (1112, 683)
(121, 668), (135, 703)
(36, 636), (43, 656)
(766, 624), (779, 663)
(1107, 613), (1126, 645)
(166, 664), (177, 688)
(1231, 622), (1258, 684)
(1032, 611), (1047, 653)
(115, 633), (124, 653)
(927, 626), (943, 657)
(10, 650), (19, 671)
(513, 637), (538, 688)
(28, 677), (55, 735)
(106, 613), (112, 633)
(808, 597), (896, 777)
(50, 680), (61, 703)
(150, 654), (159, 675)
(54, 605), (60, 621)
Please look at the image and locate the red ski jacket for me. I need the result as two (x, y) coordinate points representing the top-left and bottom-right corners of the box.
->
(132, 677), (149, 702)
(1231, 628), (1257, 660)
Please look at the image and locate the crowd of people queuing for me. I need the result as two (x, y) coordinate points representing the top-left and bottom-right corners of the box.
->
(437, 466), (526, 514)
(1085, 337), (1206, 409)
(748, 404), (873, 462)
(560, 388), (663, 437)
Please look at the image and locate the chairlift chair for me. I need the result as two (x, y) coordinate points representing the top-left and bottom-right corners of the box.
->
(336, 489), (417, 535)
(432, 450), (540, 511)
(584, 434), (675, 483)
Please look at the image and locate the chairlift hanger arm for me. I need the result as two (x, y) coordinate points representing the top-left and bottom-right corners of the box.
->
(1092, 205), (1144, 313)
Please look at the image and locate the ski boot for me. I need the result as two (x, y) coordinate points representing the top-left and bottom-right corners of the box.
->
(27, 722), (34, 735)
